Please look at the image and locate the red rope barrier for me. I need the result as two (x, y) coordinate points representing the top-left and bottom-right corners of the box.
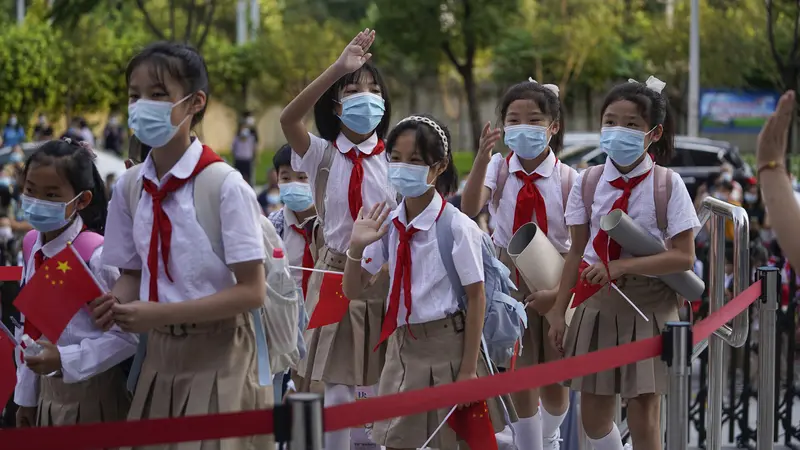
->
(0, 279), (763, 449)
(0, 266), (21, 282)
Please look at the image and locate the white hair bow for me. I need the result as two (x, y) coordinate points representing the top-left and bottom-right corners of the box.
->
(628, 76), (667, 94)
(528, 77), (560, 97)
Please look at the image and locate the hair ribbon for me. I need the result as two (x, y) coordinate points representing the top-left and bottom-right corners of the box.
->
(628, 76), (667, 94)
(528, 78), (560, 98)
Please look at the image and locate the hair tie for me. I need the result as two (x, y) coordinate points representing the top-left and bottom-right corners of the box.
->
(396, 115), (449, 155)
(628, 76), (666, 94)
(62, 137), (97, 160)
(528, 78), (560, 98)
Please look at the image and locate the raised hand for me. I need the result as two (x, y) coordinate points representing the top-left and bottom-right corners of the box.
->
(477, 122), (502, 164)
(757, 90), (795, 171)
(335, 28), (376, 74)
(350, 202), (391, 252)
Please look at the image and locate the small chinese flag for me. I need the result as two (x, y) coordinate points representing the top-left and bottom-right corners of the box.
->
(570, 260), (604, 309)
(447, 401), (498, 450)
(0, 329), (15, 407)
(307, 272), (350, 329)
(14, 244), (103, 342)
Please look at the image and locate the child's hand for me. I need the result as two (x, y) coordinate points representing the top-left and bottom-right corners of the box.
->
(24, 341), (61, 375)
(89, 293), (117, 331)
(455, 370), (478, 408)
(525, 289), (558, 315)
(350, 202), (391, 254)
(112, 301), (163, 333)
(334, 28), (376, 74)
(581, 260), (627, 286)
(757, 90), (795, 171)
(477, 122), (502, 165)
(545, 310), (566, 355)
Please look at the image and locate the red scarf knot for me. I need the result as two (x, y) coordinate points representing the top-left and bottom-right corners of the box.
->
(291, 224), (314, 297)
(339, 139), (385, 221)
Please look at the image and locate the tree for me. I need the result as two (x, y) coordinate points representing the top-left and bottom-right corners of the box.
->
(374, 0), (517, 152)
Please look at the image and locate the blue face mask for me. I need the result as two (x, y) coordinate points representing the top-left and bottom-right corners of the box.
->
(338, 93), (385, 135)
(279, 182), (314, 212)
(600, 126), (653, 167)
(21, 194), (80, 233)
(128, 95), (191, 148)
(504, 125), (551, 159)
(388, 162), (433, 198)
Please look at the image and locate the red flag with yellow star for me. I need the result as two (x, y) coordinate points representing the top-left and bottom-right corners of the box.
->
(447, 400), (498, 450)
(307, 272), (349, 330)
(13, 244), (103, 342)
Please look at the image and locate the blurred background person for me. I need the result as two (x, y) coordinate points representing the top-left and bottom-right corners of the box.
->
(2, 115), (25, 147)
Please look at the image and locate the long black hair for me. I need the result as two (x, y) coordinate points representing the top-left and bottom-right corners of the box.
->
(313, 61), (392, 141)
(498, 81), (565, 155)
(385, 114), (458, 197)
(23, 139), (108, 235)
(126, 42), (210, 128)
(601, 80), (675, 165)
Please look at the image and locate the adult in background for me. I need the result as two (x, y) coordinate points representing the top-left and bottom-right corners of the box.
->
(2, 115), (25, 147)
(243, 110), (260, 144)
(756, 90), (800, 269)
(103, 114), (125, 156)
(32, 114), (54, 141)
(231, 123), (256, 185)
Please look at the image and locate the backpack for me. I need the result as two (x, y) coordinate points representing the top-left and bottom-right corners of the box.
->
(579, 164), (673, 234)
(22, 230), (103, 268)
(382, 203), (527, 365)
(492, 156), (576, 214)
(119, 162), (304, 382)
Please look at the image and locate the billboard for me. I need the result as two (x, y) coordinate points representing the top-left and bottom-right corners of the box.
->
(700, 90), (780, 133)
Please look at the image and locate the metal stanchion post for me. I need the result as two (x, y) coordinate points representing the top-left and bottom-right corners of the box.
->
(286, 393), (324, 450)
(757, 267), (779, 450)
(707, 214), (726, 450)
(664, 321), (692, 450)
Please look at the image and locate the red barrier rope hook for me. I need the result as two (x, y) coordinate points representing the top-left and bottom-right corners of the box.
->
(0, 276), (762, 449)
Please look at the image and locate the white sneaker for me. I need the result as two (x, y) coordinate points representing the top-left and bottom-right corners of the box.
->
(543, 428), (561, 450)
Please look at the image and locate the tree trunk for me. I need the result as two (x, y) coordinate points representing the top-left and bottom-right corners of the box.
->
(460, 65), (481, 153)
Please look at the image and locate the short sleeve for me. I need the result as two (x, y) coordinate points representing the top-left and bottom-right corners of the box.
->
(220, 171), (266, 265)
(565, 171), (588, 226)
(483, 153), (504, 193)
(101, 171), (143, 270)
(362, 236), (387, 275)
(665, 171), (702, 239)
(89, 246), (121, 292)
(451, 214), (484, 285)
(291, 133), (329, 178)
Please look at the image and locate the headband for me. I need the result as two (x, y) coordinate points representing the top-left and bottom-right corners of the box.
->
(396, 115), (449, 155)
(528, 78), (560, 97)
(628, 76), (666, 94)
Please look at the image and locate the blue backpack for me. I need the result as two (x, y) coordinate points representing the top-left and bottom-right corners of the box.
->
(383, 203), (527, 365)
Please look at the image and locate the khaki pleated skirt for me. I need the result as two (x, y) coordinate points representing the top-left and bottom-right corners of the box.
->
(562, 274), (679, 399)
(37, 365), (130, 426)
(126, 314), (273, 450)
(298, 246), (388, 387)
(372, 314), (517, 450)
(497, 247), (561, 368)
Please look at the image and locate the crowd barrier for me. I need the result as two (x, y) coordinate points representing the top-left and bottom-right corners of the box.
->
(0, 272), (773, 449)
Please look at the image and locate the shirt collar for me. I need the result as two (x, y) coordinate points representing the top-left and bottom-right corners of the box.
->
(36, 215), (84, 258)
(509, 150), (557, 177)
(602, 154), (653, 181)
(140, 138), (204, 184)
(336, 132), (379, 156)
(283, 206), (316, 228)
(390, 193), (443, 232)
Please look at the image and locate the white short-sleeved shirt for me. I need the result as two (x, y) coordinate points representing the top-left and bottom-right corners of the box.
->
(362, 194), (484, 325)
(102, 139), (266, 303)
(291, 132), (397, 254)
(15, 216), (137, 407)
(281, 206), (315, 291)
(565, 156), (701, 265)
(484, 151), (576, 252)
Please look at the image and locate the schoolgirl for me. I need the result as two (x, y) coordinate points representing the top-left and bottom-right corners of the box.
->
(461, 80), (575, 450)
(279, 28), (394, 449)
(15, 139), (136, 427)
(342, 114), (512, 450)
(548, 77), (701, 450)
(93, 42), (271, 450)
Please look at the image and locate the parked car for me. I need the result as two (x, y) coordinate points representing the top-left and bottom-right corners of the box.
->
(559, 133), (754, 198)
(0, 141), (126, 180)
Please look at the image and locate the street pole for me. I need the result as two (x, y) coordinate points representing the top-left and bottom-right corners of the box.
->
(16, 0), (25, 24)
(687, 0), (700, 137)
(250, 0), (260, 41)
(236, 0), (248, 45)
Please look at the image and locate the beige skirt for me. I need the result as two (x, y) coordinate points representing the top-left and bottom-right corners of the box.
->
(37, 365), (130, 426)
(562, 274), (679, 399)
(126, 314), (273, 450)
(372, 314), (517, 450)
(298, 246), (389, 387)
(497, 247), (560, 368)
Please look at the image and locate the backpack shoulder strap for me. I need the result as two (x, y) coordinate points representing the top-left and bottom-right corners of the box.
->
(314, 143), (336, 223)
(492, 156), (510, 210)
(22, 230), (37, 266)
(72, 231), (104, 261)
(193, 161), (237, 262)
(559, 162), (575, 213)
(653, 165), (673, 233)
(580, 165), (605, 223)
(435, 203), (467, 300)
(121, 165), (144, 218)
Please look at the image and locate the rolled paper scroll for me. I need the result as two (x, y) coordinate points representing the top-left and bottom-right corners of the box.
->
(507, 223), (577, 324)
(600, 209), (706, 300)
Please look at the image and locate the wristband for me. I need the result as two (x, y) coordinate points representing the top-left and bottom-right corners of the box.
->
(346, 249), (364, 262)
(757, 160), (785, 179)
